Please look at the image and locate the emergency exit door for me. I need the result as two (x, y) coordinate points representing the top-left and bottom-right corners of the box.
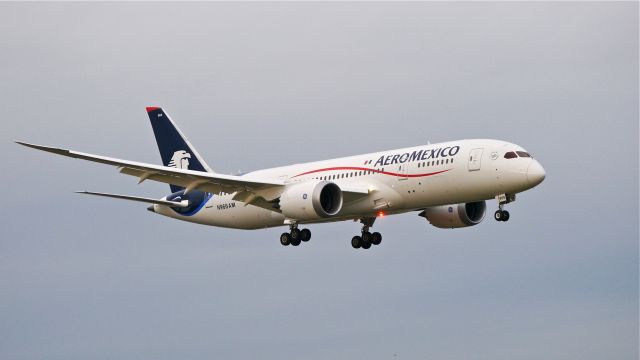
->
(468, 148), (483, 171)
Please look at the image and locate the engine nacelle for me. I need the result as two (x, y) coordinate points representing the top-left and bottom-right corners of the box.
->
(279, 180), (343, 220)
(420, 201), (486, 228)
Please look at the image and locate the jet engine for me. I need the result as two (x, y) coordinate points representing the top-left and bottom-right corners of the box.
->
(279, 180), (343, 220)
(420, 201), (486, 228)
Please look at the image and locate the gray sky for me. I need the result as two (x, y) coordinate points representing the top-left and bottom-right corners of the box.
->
(1, 2), (638, 360)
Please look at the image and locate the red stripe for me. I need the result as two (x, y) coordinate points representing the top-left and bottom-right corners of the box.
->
(292, 166), (451, 178)
(146, 106), (161, 113)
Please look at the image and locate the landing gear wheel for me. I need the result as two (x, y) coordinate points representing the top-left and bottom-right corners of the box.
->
(351, 236), (362, 249)
(494, 210), (510, 222)
(290, 228), (301, 241)
(361, 240), (372, 249)
(300, 228), (311, 242)
(362, 231), (372, 243)
(280, 232), (291, 246)
(291, 238), (301, 246)
(371, 232), (382, 245)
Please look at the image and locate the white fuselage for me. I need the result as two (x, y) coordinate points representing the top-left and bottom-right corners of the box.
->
(153, 139), (545, 229)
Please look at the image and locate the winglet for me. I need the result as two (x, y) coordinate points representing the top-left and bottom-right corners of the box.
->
(15, 141), (70, 155)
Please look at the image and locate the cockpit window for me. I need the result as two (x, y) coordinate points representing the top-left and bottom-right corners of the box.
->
(504, 151), (517, 159)
(516, 151), (531, 158)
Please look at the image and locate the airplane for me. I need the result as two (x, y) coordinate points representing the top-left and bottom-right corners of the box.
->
(16, 107), (546, 250)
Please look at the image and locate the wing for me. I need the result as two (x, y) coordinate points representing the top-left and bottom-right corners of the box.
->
(17, 141), (285, 199)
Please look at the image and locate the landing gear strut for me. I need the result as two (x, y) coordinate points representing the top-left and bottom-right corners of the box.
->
(494, 194), (515, 222)
(280, 223), (311, 247)
(351, 217), (382, 250)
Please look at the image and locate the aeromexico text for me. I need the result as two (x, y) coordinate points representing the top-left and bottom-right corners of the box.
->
(373, 146), (460, 167)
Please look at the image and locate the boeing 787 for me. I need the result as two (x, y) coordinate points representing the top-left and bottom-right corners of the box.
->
(17, 107), (545, 250)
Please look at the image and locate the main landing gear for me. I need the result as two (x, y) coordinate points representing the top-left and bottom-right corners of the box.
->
(280, 224), (311, 247)
(351, 217), (382, 250)
(494, 193), (515, 222)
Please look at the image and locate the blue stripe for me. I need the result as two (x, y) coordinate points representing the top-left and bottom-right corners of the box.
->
(177, 192), (213, 217)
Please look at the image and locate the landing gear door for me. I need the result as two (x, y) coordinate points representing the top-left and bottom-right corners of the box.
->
(468, 148), (483, 171)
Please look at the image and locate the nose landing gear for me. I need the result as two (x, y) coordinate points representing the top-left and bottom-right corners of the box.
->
(494, 209), (510, 222)
(494, 193), (515, 222)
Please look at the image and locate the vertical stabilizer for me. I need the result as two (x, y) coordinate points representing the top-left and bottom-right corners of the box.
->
(146, 107), (213, 193)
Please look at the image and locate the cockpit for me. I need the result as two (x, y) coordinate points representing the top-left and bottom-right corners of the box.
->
(504, 151), (532, 159)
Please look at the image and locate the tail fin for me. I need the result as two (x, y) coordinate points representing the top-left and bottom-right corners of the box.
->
(146, 107), (213, 192)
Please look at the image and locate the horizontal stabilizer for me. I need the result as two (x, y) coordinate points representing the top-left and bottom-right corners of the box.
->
(76, 191), (190, 208)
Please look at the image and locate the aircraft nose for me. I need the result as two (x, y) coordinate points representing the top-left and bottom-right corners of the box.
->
(527, 160), (546, 186)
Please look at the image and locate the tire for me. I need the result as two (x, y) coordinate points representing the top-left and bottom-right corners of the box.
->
(371, 232), (382, 245)
(361, 240), (371, 249)
(300, 228), (311, 242)
(362, 231), (372, 243)
(291, 238), (301, 246)
(351, 236), (362, 249)
(494, 210), (502, 221)
(502, 211), (510, 222)
(280, 232), (291, 246)
(291, 228), (301, 240)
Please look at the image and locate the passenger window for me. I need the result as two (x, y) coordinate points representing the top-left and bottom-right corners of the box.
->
(504, 152), (517, 159)
(516, 151), (531, 158)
